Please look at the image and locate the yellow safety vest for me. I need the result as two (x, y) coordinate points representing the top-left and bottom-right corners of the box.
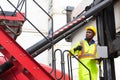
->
(70, 40), (98, 80)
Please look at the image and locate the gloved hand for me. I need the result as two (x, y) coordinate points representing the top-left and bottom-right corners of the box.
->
(74, 46), (82, 51)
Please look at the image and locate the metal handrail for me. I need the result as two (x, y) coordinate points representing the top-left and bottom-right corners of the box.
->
(53, 49), (65, 80)
(63, 50), (92, 80)
(67, 54), (73, 80)
(7, 0), (52, 46)
(32, 0), (54, 74)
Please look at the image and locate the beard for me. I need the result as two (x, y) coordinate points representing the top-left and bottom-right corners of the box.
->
(86, 36), (93, 42)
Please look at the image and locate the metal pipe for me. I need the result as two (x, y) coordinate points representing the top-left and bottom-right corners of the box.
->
(27, 0), (112, 56)
(53, 49), (64, 80)
(31, 21), (86, 57)
(0, 61), (14, 74)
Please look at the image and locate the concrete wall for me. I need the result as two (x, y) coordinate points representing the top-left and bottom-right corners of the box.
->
(114, 0), (120, 33)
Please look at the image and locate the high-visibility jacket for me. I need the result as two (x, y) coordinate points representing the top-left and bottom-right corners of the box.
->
(70, 40), (98, 80)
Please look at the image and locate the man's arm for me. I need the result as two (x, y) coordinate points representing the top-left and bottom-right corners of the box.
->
(70, 41), (82, 55)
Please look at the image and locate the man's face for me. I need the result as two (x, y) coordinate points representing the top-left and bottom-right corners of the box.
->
(86, 29), (94, 40)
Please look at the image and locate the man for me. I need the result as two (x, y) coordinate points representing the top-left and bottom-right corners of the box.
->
(70, 26), (98, 80)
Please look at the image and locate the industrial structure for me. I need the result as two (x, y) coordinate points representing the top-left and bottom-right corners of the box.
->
(0, 0), (120, 80)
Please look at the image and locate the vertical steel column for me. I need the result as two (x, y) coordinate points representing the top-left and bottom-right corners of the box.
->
(96, 1), (116, 80)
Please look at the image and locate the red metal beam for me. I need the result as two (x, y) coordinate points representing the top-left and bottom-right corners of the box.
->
(0, 12), (25, 21)
(0, 28), (54, 80)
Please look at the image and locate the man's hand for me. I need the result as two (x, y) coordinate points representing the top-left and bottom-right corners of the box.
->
(74, 46), (82, 51)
